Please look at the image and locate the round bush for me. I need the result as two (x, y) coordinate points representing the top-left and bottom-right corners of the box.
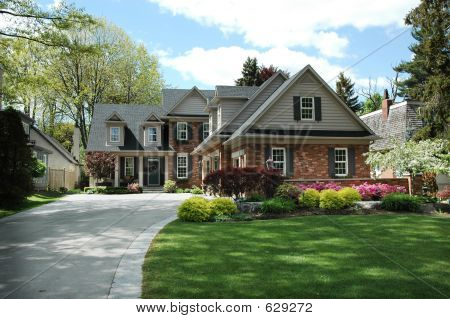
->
(338, 187), (362, 207)
(299, 188), (320, 208)
(163, 180), (177, 193)
(319, 189), (345, 210)
(209, 197), (238, 216)
(177, 197), (212, 222)
(275, 183), (302, 201)
(261, 198), (296, 215)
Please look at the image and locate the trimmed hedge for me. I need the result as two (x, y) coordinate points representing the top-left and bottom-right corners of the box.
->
(319, 189), (345, 210)
(83, 186), (141, 194)
(261, 198), (296, 215)
(209, 198), (238, 216)
(177, 197), (212, 222)
(381, 193), (420, 212)
(338, 187), (362, 207)
(299, 189), (320, 208)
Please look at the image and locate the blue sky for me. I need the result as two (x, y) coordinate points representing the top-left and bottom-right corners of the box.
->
(39, 0), (419, 94)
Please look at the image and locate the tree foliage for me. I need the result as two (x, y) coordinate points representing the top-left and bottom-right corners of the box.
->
(85, 152), (116, 181)
(235, 57), (289, 86)
(394, 0), (450, 139)
(335, 72), (360, 112)
(358, 92), (382, 116)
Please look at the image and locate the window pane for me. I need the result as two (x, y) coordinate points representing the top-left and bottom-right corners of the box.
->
(111, 127), (119, 142)
(148, 127), (157, 142)
(178, 156), (188, 178)
(301, 97), (314, 120)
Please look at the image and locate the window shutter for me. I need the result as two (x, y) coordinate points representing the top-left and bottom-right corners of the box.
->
(187, 123), (193, 140)
(328, 147), (336, 178)
(120, 157), (125, 179)
(160, 156), (165, 185)
(199, 124), (204, 141)
(173, 155), (177, 179)
(264, 146), (271, 163)
(173, 123), (178, 142)
(286, 147), (294, 177)
(162, 124), (169, 149)
(314, 97), (322, 121)
(293, 96), (301, 121)
(134, 157), (138, 179)
(188, 155), (193, 178)
(348, 147), (356, 177)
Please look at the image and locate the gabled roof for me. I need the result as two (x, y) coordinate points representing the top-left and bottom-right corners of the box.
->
(144, 112), (164, 123)
(215, 86), (260, 98)
(31, 127), (78, 165)
(163, 87), (215, 114)
(229, 65), (376, 141)
(105, 111), (125, 122)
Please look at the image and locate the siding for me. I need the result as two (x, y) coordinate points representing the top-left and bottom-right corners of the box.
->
(170, 91), (208, 115)
(254, 72), (364, 131)
(218, 99), (246, 128)
(229, 75), (285, 131)
(210, 109), (217, 132)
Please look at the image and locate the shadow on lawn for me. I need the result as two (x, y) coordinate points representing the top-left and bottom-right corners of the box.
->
(142, 215), (450, 299)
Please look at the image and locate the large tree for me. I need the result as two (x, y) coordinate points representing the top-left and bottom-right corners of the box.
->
(235, 57), (260, 86)
(335, 72), (360, 112)
(394, 0), (449, 139)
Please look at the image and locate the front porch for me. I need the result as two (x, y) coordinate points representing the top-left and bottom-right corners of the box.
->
(113, 155), (170, 187)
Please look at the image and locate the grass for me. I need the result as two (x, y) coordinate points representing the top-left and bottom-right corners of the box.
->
(0, 192), (65, 219)
(142, 214), (450, 299)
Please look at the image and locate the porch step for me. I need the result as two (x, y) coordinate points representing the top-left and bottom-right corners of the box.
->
(142, 187), (164, 193)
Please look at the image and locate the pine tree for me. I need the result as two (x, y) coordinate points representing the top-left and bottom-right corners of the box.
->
(394, 0), (449, 139)
(335, 72), (360, 112)
(235, 57), (261, 86)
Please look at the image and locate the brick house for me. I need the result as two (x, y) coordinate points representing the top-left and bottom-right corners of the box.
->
(87, 65), (378, 188)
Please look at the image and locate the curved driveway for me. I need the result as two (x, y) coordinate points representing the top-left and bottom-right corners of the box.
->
(0, 193), (190, 299)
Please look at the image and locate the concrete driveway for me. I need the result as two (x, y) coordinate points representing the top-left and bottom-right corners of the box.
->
(0, 193), (191, 299)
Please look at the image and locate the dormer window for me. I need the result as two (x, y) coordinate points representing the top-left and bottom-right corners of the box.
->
(110, 127), (120, 142)
(177, 122), (188, 140)
(147, 127), (157, 143)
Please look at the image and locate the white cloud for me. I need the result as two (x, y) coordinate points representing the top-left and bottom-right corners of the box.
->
(160, 46), (349, 86)
(149, 0), (418, 57)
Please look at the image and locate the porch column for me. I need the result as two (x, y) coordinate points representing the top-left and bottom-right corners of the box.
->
(114, 155), (119, 187)
(165, 155), (169, 182)
(139, 156), (144, 187)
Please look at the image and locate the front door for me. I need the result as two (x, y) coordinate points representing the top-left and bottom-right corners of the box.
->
(148, 158), (160, 186)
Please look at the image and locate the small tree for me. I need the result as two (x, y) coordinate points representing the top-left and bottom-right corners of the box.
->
(365, 139), (449, 193)
(85, 152), (116, 182)
(0, 108), (35, 205)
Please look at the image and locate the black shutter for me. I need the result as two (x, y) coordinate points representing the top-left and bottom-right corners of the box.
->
(173, 155), (177, 179)
(120, 157), (125, 179)
(293, 96), (301, 121)
(160, 156), (165, 185)
(162, 124), (169, 149)
(188, 155), (193, 179)
(143, 157), (148, 186)
(173, 123), (178, 143)
(328, 148), (336, 178)
(348, 147), (355, 177)
(314, 97), (322, 121)
(187, 123), (193, 140)
(199, 124), (204, 142)
(286, 147), (294, 177)
(134, 157), (138, 180)
(264, 146), (271, 161)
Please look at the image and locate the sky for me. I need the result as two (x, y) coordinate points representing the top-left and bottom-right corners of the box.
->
(38, 0), (420, 94)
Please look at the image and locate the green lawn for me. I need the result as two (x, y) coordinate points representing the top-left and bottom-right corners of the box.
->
(142, 214), (450, 298)
(0, 192), (64, 218)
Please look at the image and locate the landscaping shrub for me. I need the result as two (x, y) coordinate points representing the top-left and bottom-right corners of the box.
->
(381, 193), (420, 212)
(83, 186), (135, 194)
(177, 197), (211, 222)
(353, 182), (407, 200)
(243, 192), (265, 202)
(209, 198), (238, 216)
(175, 188), (184, 194)
(298, 182), (342, 192)
(191, 186), (204, 194)
(338, 187), (362, 207)
(163, 180), (177, 193)
(261, 198), (296, 215)
(319, 189), (345, 210)
(127, 183), (142, 193)
(275, 183), (302, 201)
(437, 189), (450, 201)
(299, 189), (320, 208)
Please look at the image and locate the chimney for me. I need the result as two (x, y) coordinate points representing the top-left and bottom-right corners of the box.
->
(72, 127), (81, 161)
(0, 63), (3, 111)
(382, 89), (393, 121)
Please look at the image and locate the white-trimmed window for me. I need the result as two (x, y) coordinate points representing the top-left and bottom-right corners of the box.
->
(177, 122), (188, 140)
(301, 97), (314, 120)
(177, 154), (188, 179)
(272, 148), (286, 175)
(203, 123), (210, 140)
(124, 157), (134, 176)
(147, 127), (157, 143)
(335, 148), (348, 176)
(213, 156), (219, 171)
(110, 127), (120, 142)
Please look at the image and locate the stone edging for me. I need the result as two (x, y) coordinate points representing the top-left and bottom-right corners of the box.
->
(108, 215), (177, 299)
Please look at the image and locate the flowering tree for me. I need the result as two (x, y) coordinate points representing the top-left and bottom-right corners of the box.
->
(85, 152), (116, 182)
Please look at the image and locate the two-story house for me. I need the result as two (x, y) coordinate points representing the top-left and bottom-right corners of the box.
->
(87, 65), (378, 188)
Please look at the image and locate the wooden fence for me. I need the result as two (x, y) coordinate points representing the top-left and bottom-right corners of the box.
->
(47, 168), (77, 190)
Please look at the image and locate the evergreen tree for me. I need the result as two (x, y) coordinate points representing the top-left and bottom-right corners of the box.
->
(235, 57), (261, 86)
(0, 108), (34, 205)
(335, 72), (360, 112)
(394, 0), (449, 139)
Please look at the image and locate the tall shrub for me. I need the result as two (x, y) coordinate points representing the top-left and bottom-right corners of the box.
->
(85, 152), (116, 181)
(0, 109), (35, 205)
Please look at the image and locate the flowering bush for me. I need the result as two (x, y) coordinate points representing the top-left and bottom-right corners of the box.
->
(127, 183), (142, 193)
(297, 182), (342, 192)
(352, 182), (407, 200)
(437, 189), (450, 200)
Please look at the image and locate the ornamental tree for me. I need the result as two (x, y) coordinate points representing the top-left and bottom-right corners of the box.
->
(85, 152), (116, 182)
